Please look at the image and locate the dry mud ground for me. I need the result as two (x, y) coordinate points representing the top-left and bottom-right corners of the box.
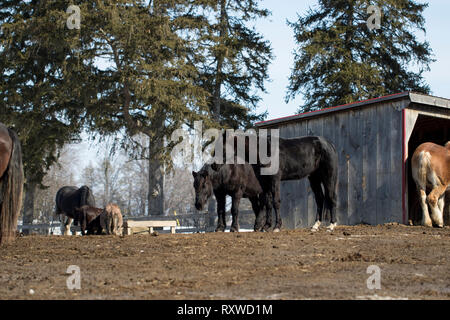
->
(0, 224), (449, 300)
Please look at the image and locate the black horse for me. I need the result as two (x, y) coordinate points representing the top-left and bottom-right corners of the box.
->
(192, 163), (264, 232)
(215, 132), (338, 232)
(255, 135), (338, 232)
(55, 186), (95, 235)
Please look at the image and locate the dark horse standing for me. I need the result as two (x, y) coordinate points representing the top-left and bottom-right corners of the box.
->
(193, 163), (263, 232)
(216, 133), (338, 232)
(255, 136), (338, 232)
(0, 123), (24, 245)
(55, 186), (96, 235)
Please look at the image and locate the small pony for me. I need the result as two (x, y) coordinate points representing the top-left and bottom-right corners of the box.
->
(101, 203), (123, 235)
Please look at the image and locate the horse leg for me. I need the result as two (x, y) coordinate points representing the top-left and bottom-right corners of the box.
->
(438, 195), (445, 219)
(309, 174), (324, 232)
(322, 172), (338, 232)
(263, 191), (273, 231)
(416, 186), (432, 227)
(230, 193), (242, 233)
(272, 191), (282, 232)
(80, 212), (86, 236)
(427, 184), (447, 228)
(251, 196), (265, 232)
(64, 217), (73, 236)
(215, 193), (226, 232)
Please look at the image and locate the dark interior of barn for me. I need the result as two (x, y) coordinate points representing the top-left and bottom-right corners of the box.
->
(407, 114), (450, 225)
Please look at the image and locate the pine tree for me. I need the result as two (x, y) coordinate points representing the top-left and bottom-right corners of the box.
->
(286, 0), (434, 112)
(78, 0), (211, 215)
(183, 0), (273, 129)
(175, 0), (273, 228)
(0, 1), (91, 226)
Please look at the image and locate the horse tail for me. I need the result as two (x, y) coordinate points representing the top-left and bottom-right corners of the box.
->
(318, 137), (338, 220)
(54, 188), (63, 217)
(79, 185), (95, 207)
(416, 151), (431, 190)
(0, 129), (24, 245)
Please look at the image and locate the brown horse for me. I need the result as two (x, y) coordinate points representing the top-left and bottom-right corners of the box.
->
(0, 123), (24, 245)
(74, 206), (104, 235)
(412, 142), (450, 228)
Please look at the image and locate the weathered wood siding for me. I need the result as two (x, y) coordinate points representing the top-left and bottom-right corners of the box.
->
(274, 100), (406, 229)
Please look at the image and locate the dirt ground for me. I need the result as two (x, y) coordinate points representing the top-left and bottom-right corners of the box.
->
(0, 224), (449, 300)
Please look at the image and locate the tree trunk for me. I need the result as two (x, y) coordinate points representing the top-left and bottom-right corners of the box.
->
(206, 0), (227, 231)
(22, 181), (37, 235)
(148, 115), (165, 216)
(148, 158), (165, 216)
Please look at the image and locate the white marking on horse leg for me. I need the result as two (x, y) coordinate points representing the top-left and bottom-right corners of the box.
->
(273, 228), (280, 233)
(428, 185), (446, 228)
(438, 195), (445, 214)
(64, 217), (73, 236)
(327, 222), (337, 232)
(419, 189), (432, 227)
(311, 221), (321, 232)
(429, 199), (444, 228)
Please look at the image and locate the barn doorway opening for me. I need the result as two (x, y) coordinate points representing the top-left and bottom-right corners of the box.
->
(407, 114), (450, 225)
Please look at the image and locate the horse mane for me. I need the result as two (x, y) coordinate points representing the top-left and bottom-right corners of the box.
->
(0, 128), (24, 245)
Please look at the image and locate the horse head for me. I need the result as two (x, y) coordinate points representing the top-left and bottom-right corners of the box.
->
(192, 169), (213, 211)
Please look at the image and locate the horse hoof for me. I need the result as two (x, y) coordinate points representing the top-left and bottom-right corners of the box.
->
(273, 228), (280, 233)
(327, 223), (337, 232)
(423, 220), (433, 228)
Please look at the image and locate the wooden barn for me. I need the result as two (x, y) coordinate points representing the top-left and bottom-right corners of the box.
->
(256, 92), (450, 229)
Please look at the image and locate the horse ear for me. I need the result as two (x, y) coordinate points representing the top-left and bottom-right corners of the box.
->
(192, 171), (197, 178)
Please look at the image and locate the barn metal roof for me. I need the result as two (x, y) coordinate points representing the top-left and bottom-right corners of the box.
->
(256, 92), (450, 127)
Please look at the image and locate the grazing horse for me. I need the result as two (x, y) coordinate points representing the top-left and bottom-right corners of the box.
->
(74, 206), (103, 235)
(411, 142), (450, 228)
(192, 163), (264, 232)
(0, 123), (24, 245)
(100, 203), (123, 235)
(55, 186), (96, 235)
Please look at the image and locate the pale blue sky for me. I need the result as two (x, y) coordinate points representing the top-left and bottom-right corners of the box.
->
(255, 0), (450, 120)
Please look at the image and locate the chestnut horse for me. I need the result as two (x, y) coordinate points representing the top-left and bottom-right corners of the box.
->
(412, 142), (450, 228)
(0, 123), (24, 245)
